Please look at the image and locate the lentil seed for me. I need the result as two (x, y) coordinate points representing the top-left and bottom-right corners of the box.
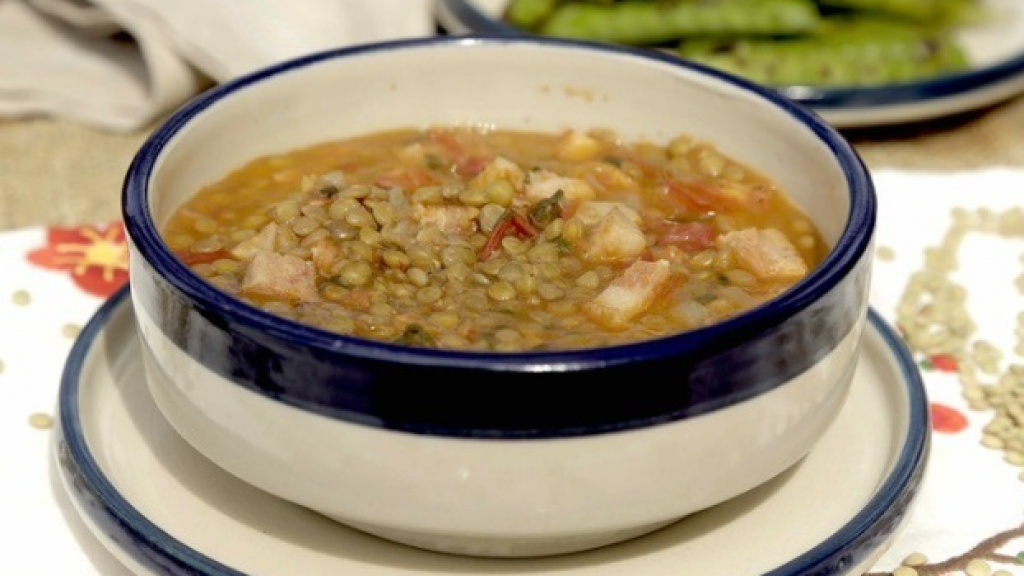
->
(488, 281), (517, 302)
(901, 552), (927, 567)
(965, 559), (992, 576)
(11, 290), (30, 306)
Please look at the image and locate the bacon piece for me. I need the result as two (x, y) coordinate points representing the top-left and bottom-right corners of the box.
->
(584, 259), (672, 330)
(469, 156), (526, 191)
(525, 169), (596, 205)
(581, 205), (647, 263)
(413, 204), (480, 236)
(231, 222), (278, 262)
(241, 251), (320, 303)
(719, 228), (808, 281)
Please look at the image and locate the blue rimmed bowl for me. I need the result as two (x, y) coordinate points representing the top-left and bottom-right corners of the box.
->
(122, 35), (876, 558)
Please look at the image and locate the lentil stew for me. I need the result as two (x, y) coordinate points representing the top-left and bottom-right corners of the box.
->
(163, 126), (828, 352)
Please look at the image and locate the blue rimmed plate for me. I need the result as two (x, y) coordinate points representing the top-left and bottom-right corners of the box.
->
(436, 0), (1024, 129)
(53, 287), (928, 576)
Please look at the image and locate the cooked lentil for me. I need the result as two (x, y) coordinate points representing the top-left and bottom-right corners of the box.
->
(164, 126), (827, 351)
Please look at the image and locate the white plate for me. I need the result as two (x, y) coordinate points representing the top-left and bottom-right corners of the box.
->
(435, 0), (1024, 129)
(53, 287), (929, 576)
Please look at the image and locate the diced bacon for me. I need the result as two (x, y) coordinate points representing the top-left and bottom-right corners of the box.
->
(584, 259), (672, 329)
(556, 130), (603, 162)
(576, 161), (639, 194)
(309, 238), (341, 275)
(231, 223), (278, 262)
(469, 156), (526, 191)
(525, 169), (596, 205)
(573, 201), (642, 227)
(582, 206), (647, 263)
(413, 204), (480, 235)
(665, 178), (770, 215)
(395, 142), (428, 165)
(717, 181), (770, 211)
(241, 251), (320, 303)
(719, 228), (808, 281)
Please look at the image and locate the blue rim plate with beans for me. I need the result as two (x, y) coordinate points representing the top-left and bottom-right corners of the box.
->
(436, 0), (1024, 128)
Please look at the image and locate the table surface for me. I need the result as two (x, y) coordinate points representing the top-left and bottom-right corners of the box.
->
(2, 92), (1024, 231)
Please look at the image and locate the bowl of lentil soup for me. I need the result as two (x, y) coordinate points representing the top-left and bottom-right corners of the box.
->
(122, 35), (876, 558)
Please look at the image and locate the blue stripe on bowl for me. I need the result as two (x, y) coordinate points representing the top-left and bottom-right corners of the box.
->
(123, 35), (875, 439)
(55, 291), (929, 576)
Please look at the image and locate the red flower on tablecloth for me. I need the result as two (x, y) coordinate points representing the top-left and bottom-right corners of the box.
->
(919, 353), (959, 373)
(930, 402), (969, 434)
(26, 222), (129, 298)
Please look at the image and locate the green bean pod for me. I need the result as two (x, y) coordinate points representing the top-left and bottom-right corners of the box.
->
(538, 0), (823, 45)
(816, 0), (984, 24)
(504, 0), (561, 30)
(678, 17), (969, 86)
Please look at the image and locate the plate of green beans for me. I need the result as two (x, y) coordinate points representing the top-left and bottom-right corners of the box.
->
(436, 0), (1024, 128)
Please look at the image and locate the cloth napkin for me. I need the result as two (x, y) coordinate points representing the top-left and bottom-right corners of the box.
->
(1, 168), (1023, 575)
(0, 0), (436, 133)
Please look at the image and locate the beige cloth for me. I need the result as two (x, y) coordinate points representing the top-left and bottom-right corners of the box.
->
(0, 0), (435, 132)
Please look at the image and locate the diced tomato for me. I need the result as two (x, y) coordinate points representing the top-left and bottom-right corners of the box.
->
(653, 220), (718, 252)
(177, 248), (232, 266)
(374, 166), (437, 191)
(427, 128), (466, 157)
(479, 209), (539, 260)
(454, 155), (491, 177)
(663, 178), (726, 213)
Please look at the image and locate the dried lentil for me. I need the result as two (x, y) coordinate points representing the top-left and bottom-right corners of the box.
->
(11, 289), (30, 306)
(895, 206), (1024, 479)
(901, 552), (927, 567)
(965, 558), (992, 576)
(62, 323), (82, 339)
(28, 412), (53, 430)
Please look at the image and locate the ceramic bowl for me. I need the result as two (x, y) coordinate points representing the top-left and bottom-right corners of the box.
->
(122, 35), (876, 558)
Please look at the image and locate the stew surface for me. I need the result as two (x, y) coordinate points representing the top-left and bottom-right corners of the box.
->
(163, 126), (828, 351)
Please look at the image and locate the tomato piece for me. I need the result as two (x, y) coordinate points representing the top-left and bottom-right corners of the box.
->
(654, 220), (718, 252)
(454, 155), (491, 177)
(664, 178), (726, 213)
(374, 166), (437, 191)
(177, 248), (232, 266)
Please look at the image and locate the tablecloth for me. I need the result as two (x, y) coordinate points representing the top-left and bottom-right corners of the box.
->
(1, 168), (1023, 575)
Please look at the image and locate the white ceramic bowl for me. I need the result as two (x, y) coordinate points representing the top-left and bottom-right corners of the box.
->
(122, 36), (876, 558)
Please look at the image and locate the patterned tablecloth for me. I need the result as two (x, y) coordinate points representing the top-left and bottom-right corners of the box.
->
(1, 168), (1023, 576)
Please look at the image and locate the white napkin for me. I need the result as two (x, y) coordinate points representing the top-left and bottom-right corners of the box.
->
(0, 0), (435, 133)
